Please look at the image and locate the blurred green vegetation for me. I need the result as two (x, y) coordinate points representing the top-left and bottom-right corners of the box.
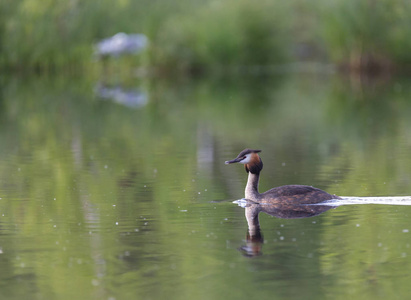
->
(1, 0), (410, 73)
(318, 0), (411, 71)
(151, 0), (291, 73)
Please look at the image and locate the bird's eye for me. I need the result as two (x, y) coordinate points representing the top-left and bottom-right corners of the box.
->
(242, 156), (247, 159)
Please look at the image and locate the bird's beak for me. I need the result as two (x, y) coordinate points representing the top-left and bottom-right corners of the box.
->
(225, 157), (243, 164)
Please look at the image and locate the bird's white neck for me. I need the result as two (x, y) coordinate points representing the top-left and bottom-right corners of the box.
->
(245, 172), (260, 200)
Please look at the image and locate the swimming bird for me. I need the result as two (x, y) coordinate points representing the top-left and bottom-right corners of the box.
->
(225, 148), (340, 204)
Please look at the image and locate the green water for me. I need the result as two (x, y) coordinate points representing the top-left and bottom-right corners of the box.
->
(0, 73), (411, 300)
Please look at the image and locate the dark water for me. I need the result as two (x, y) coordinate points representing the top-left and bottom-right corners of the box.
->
(0, 73), (411, 299)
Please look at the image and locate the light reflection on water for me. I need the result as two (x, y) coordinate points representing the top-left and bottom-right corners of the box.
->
(0, 74), (411, 299)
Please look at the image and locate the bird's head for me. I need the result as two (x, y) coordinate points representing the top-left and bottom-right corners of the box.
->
(225, 149), (263, 174)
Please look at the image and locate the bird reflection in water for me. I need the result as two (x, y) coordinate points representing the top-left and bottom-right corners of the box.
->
(237, 199), (334, 257)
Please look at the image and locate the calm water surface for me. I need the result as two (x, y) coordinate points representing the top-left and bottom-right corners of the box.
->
(0, 74), (411, 299)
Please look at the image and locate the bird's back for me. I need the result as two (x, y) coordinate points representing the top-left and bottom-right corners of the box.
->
(260, 184), (339, 204)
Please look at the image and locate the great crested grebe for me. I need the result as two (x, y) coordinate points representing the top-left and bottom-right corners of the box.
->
(225, 148), (340, 204)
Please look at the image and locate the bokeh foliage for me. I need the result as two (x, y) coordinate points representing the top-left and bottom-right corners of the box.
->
(317, 0), (411, 70)
(1, 0), (411, 72)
